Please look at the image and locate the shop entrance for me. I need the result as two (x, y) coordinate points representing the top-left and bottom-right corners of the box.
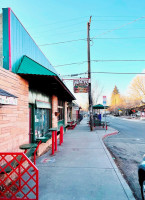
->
(29, 104), (34, 143)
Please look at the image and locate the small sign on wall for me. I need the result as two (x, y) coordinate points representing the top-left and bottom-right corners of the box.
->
(0, 95), (17, 105)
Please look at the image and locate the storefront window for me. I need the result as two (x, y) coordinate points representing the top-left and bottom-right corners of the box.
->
(58, 100), (64, 121)
(35, 108), (50, 138)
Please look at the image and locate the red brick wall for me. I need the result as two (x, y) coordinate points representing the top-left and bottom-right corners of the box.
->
(0, 67), (29, 152)
(52, 95), (58, 128)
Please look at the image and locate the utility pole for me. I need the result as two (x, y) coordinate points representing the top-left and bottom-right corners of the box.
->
(87, 16), (93, 131)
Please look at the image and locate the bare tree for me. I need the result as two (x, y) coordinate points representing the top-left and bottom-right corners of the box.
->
(91, 81), (104, 105)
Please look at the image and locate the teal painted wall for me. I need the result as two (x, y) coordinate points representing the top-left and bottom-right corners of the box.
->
(3, 8), (58, 75)
(3, 8), (9, 70)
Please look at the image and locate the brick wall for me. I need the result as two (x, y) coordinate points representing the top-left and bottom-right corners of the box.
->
(52, 95), (58, 128)
(0, 67), (29, 152)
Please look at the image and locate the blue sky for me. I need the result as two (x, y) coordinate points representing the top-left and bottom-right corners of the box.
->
(1, 0), (145, 107)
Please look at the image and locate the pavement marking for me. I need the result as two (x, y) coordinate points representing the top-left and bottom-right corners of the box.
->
(41, 158), (56, 163)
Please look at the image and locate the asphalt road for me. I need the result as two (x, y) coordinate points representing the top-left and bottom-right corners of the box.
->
(104, 116), (145, 200)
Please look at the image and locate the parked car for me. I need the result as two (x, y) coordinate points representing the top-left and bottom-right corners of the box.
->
(131, 114), (136, 118)
(114, 113), (119, 117)
(136, 111), (141, 117)
(138, 156), (145, 199)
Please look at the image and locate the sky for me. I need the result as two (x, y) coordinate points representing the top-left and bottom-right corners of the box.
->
(1, 0), (145, 108)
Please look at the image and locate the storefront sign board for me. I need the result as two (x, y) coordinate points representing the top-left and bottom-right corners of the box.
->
(73, 79), (89, 93)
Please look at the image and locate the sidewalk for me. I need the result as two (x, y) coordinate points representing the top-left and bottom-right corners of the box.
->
(36, 118), (135, 200)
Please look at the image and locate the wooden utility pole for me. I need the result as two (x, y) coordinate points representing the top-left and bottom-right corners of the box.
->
(87, 16), (93, 131)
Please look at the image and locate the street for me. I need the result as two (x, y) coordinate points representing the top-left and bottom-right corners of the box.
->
(104, 116), (145, 200)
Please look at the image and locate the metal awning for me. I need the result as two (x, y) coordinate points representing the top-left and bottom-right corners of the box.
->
(0, 89), (18, 105)
(17, 56), (56, 76)
(17, 56), (75, 101)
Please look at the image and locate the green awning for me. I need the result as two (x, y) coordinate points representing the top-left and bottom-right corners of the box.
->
(17, 56), (56, 76)
(17, 55), (75, 101)
(93, 104), (109, 109)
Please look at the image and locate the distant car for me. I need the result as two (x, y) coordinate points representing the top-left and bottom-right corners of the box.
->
(138, 156), (145, 199)
(136, 111), (141, 117)
(103, 113), (110, 117)
(131, 114), (136, 118)
(114, 113), (119, 117)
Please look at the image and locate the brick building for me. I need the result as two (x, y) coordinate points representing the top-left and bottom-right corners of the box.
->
(0, 8), (75, 154)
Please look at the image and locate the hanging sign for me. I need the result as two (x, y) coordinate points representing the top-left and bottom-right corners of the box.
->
(73, 79), (89, 93)
(103, 96), (107, 106)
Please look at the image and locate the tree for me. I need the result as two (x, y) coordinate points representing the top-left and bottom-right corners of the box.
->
(110, 85), (123, 112)
(129, 74), (145, 105)
(112, 85), (119, 95)
(91, 81), (104, 105)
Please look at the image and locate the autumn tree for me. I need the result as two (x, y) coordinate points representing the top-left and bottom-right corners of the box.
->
(110, 86), (124, 112)
(129, 74), (145, 106)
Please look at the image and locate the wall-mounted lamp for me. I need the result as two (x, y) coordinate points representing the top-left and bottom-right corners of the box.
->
(55, 111), (60, 117)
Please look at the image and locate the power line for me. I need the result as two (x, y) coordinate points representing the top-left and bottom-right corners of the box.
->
(39, 36), (145, 46)
(92, 15), (141, 18)
(39, 38), (87, 46)
(27, 16), (89, 29)
(32, 27), (145, 40)
(38, 15), (145, 47)
(62, 71), (145, 77)
(27, 15), (142, 30)
(28, 21), (86, 33)
(93, 59), (145, 62)
(91, 72), (145, 75)
(92, 15), (145, 39)
(92, 19), (145, 21)
(54, 60), (145, 67)
(93, 36), (145, 39)
(92, 27), (145, 30)
(54, 61), (88, 67)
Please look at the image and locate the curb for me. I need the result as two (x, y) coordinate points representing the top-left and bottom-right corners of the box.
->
(102, 131), (119, 140)
(100, 129), (135, 200)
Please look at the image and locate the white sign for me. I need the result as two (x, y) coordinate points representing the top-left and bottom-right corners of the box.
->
(103, 96), (107, 106)
(74, 107), (79, 111)
(0, 95), (17, 105)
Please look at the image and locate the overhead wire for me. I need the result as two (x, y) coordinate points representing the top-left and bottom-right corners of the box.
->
(32, 27), (145, 40)
(93, 36), (145, 39)
(54, 60), (145, 67)
(27, 15), (142, 30)
(27, 16), (89, 29)
(92, 15), (145, 39)
(39, 38), (87, 46)
(62, 71), (145, 77)
(39, 36), (145, 46)
(38, 15), (145, 46)
(92, 15), (141, 18)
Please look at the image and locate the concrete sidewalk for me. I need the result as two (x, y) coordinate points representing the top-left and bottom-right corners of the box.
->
(37, 118), (135, 200)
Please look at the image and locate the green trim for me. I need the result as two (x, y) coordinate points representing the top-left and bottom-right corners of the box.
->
(17, 56), (57, 76)
(29, 104), (35, 143)
(58, 119), (65, 131)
